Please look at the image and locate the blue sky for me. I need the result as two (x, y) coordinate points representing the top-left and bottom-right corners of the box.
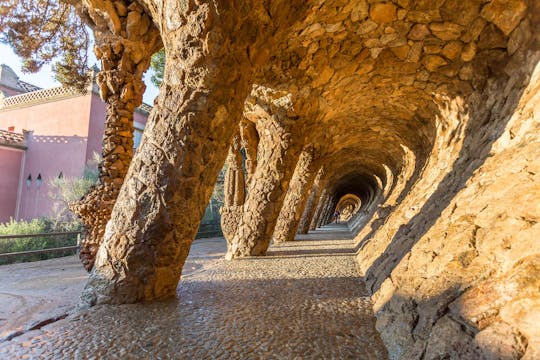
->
(0, 43), (160, 104)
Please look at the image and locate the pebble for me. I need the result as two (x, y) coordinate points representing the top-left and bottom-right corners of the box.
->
(0, 228), (387, 359)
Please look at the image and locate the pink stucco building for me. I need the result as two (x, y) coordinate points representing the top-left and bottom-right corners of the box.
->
(0, 65), (150, 223)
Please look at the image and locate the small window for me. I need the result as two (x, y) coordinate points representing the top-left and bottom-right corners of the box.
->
(58, 171), (63, 179)
(36, 174), (42, 189)
(26, 174), (32, 189)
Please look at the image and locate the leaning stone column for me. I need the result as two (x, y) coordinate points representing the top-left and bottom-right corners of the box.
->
(70, 2), (161, 271)
(317, 194), (334, 228)
(310, 189), (329, 230)
(273, 145), (319, 243)
(225, 93), (301, 259)
(239, 118), (259, 184)
(80, 1), (254, 306)
(297, 193), (314, 233)
(298, 167), (325, 234)
(220, 133), (246, 243)
(326, 199), (337, 225)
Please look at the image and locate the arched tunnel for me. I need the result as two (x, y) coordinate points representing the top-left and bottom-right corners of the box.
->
(7, 0), (536, 358)
(316, 171), (380, 228)
(330, 174), (373, 225)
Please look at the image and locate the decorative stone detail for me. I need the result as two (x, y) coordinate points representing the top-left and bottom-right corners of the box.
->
(220, 133), (246, 243)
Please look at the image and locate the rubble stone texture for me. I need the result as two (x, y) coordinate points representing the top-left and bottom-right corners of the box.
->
(68, 0), (539, 358)
(220, 133), (246, 243)
(69, 0), (161, 271)
(298, 167), (325, 234)
(273, 145), (319, 243)
(0, 232), (388, 359)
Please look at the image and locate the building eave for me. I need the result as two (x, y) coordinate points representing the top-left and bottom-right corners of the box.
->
(0, 143), (27, 151)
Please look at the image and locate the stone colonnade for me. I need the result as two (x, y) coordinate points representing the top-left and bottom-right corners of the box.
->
(65, 1), (540, 359)
(72, 0), (381, 305)
(78, 0), (259, 305)
(74, 0), (317, 306)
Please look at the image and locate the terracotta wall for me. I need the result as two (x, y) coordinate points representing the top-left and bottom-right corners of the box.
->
(0, 94), (92, 220)
(0, 147), (23, 222)
(86, 93), (107, 163)
(0, 92), (150, 221)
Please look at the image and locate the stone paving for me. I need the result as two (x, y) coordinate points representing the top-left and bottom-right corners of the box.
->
(0, 226), (388, 359)
(0, 237), (226, 341)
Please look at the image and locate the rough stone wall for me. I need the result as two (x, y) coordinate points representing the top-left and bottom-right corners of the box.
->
(355, 14), (540, 359)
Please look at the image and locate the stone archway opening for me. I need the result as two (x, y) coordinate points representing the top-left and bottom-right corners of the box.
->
(314, 169), (383, 231)
(335, 194), (362, 223)
(62, 7), (540, 359)
(3, 1), (540, 359)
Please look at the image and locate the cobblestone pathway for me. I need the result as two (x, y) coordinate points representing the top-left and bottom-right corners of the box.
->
(0, 227), (388, 359)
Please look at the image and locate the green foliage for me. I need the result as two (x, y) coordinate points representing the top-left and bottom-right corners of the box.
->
(0, 218), (79, 265)
(0, 155), (99, 264)
(48, 153), (99, 232)
(150, 49), (165, 87)
(0, 217), (51, 237)
(0, 0), (90, 90)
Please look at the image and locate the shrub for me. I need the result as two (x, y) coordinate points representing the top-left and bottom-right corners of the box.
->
(48, 153), (99, 232)
(0, 218), (79, 264)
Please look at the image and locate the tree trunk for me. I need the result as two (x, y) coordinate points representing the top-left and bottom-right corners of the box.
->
(273, 145), (319, 243)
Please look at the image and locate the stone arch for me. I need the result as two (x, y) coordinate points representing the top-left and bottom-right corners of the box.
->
(335, 194), (362, 223)
(73, 9), (540, 351)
